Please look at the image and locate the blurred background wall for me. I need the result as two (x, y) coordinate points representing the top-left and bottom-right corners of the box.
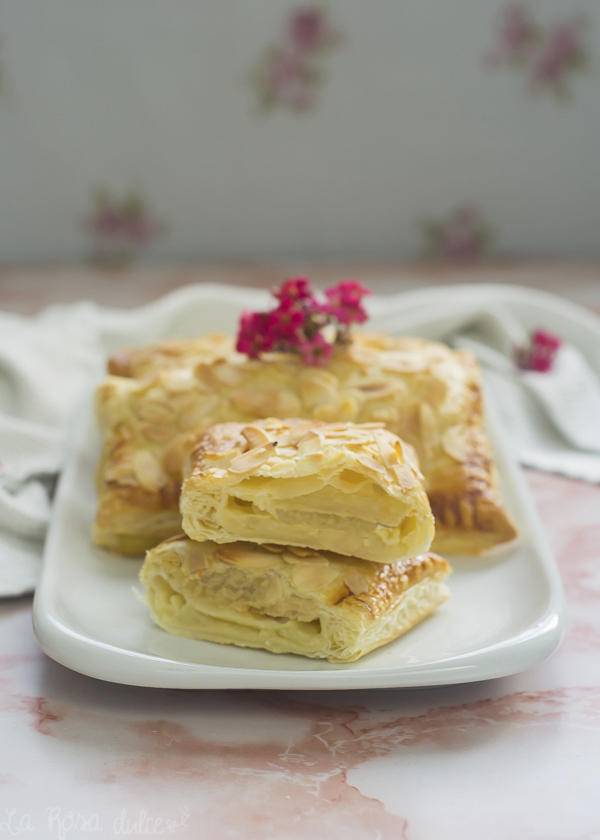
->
(0, 0), (597, 267)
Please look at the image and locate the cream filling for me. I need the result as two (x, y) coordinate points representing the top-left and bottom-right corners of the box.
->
(145, 571), (450, 663)
(232, 474), (406, 526)
(210, 495), (424, 562)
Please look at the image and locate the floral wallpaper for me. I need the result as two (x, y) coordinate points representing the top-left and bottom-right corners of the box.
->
(485, 3), (589, 100)
(249, 6), (341, 114)
(0, 2), (596, 266)
(418, 205), (493, 264)
(84, 188), (167, 267)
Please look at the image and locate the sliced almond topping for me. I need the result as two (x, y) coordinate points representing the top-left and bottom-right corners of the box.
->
(241, 424), (272, 449)
(335, 397), (358, 421)
(182, 546), (210, 575)
(231, 389), (301, 417)
(374, 431), (399, 468)
(419, 401), (437, 442)
(164, 369), (196, 393)
(327, 437), (372, 447)
(274, 424), (314, 448)
(343, 568), (370, 596)
(105, 459), (136, 485)
(292, 564), (340, 592)
(132, 449), (168, 492)
(321, 429), (365, 439)
(212, 361), (244, 387)
(263, 419), (292, 429)
(162, 438), (186, 477)
(169, 393), (198, 415)
(274, 445), (299, 459)
(300, 373), (337, 409)
(297, 430), (325, 454)
(442, 426), (469, 463)
(348, 342), (378, 366)
(215, 545), (278, 568)
(306, 452), (325, 464)
(399, 441), (423, 479)
(357, 382), (395, 397)
(194, 363), (217, 389)
(204, 448), (242, 471)
(178, 396), (220, 429)
(273, 391), (302, 416)
(228, 442), (277, 474)
(355, 453), (386, 475)
(392, 463), (418, 491)
(141, 424), (176, 443)
(260, 576), (284, 603)
(379, 351), (428, 373)
(135, 399), (174, 425)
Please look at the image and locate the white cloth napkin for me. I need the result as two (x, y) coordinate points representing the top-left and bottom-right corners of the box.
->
(368, 296), (600, 478)
(1, 282), (599, 597)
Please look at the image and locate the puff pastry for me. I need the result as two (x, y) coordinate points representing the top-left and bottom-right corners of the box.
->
(181, 419), (434, 563)
(140, 535), (451, 662)
(94, 332), (517, 556)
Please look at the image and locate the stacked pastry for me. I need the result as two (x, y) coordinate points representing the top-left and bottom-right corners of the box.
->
(140, 418), (452, 663)
(94, 332), (518, 557)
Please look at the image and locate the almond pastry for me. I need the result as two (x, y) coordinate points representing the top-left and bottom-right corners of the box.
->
(180, 419), (434, 564)
(140, 535), (451, 663)
(93, 332), (517, 556)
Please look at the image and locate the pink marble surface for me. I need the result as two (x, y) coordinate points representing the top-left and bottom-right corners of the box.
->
(1, 264), (600, 839)
(2, 473), (600, 839)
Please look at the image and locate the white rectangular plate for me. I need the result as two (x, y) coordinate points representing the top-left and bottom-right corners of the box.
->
(33, 391), (565, 689)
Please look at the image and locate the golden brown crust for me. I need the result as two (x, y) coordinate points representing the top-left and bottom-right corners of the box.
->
(95, 332), (517, 556)
(107, 333), (234, 379)
(140, 535), (452, 662)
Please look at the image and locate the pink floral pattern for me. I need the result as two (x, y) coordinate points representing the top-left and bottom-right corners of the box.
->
(485, 4), (589, 100)
(249, 7), (341, 114)
(84, 187), (167, 267)
(419, 204), (493, 263)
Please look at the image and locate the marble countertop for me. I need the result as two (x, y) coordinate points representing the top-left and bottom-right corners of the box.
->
(1, 263), (600, 840)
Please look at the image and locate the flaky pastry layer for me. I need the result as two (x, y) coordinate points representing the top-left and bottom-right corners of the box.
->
(94, 332), (517, 555)
(181, 419), (434, 563)
(140, 535), (451, 663)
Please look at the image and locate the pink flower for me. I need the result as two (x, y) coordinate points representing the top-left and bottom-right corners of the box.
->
(288, 7), (337, 53)
(324, 280), (370, 325)
(273, 276), (314, 304)
(235, 278), (372, 365)
(92, 207), (123, 238)
(250, 6), (341, 114)
(235, 311), (273, 358)
(265, 49), (314, 112)
(517, 329), (562, 372)
(485, 5), (588, 98)
(86, 189), (166, 266)
(421, 205), (491, 263)
(297, 332), (334, 366)
(486, 3), (537, 68)
(267, 300), (305, 340)
(529, 19), (586, 90)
